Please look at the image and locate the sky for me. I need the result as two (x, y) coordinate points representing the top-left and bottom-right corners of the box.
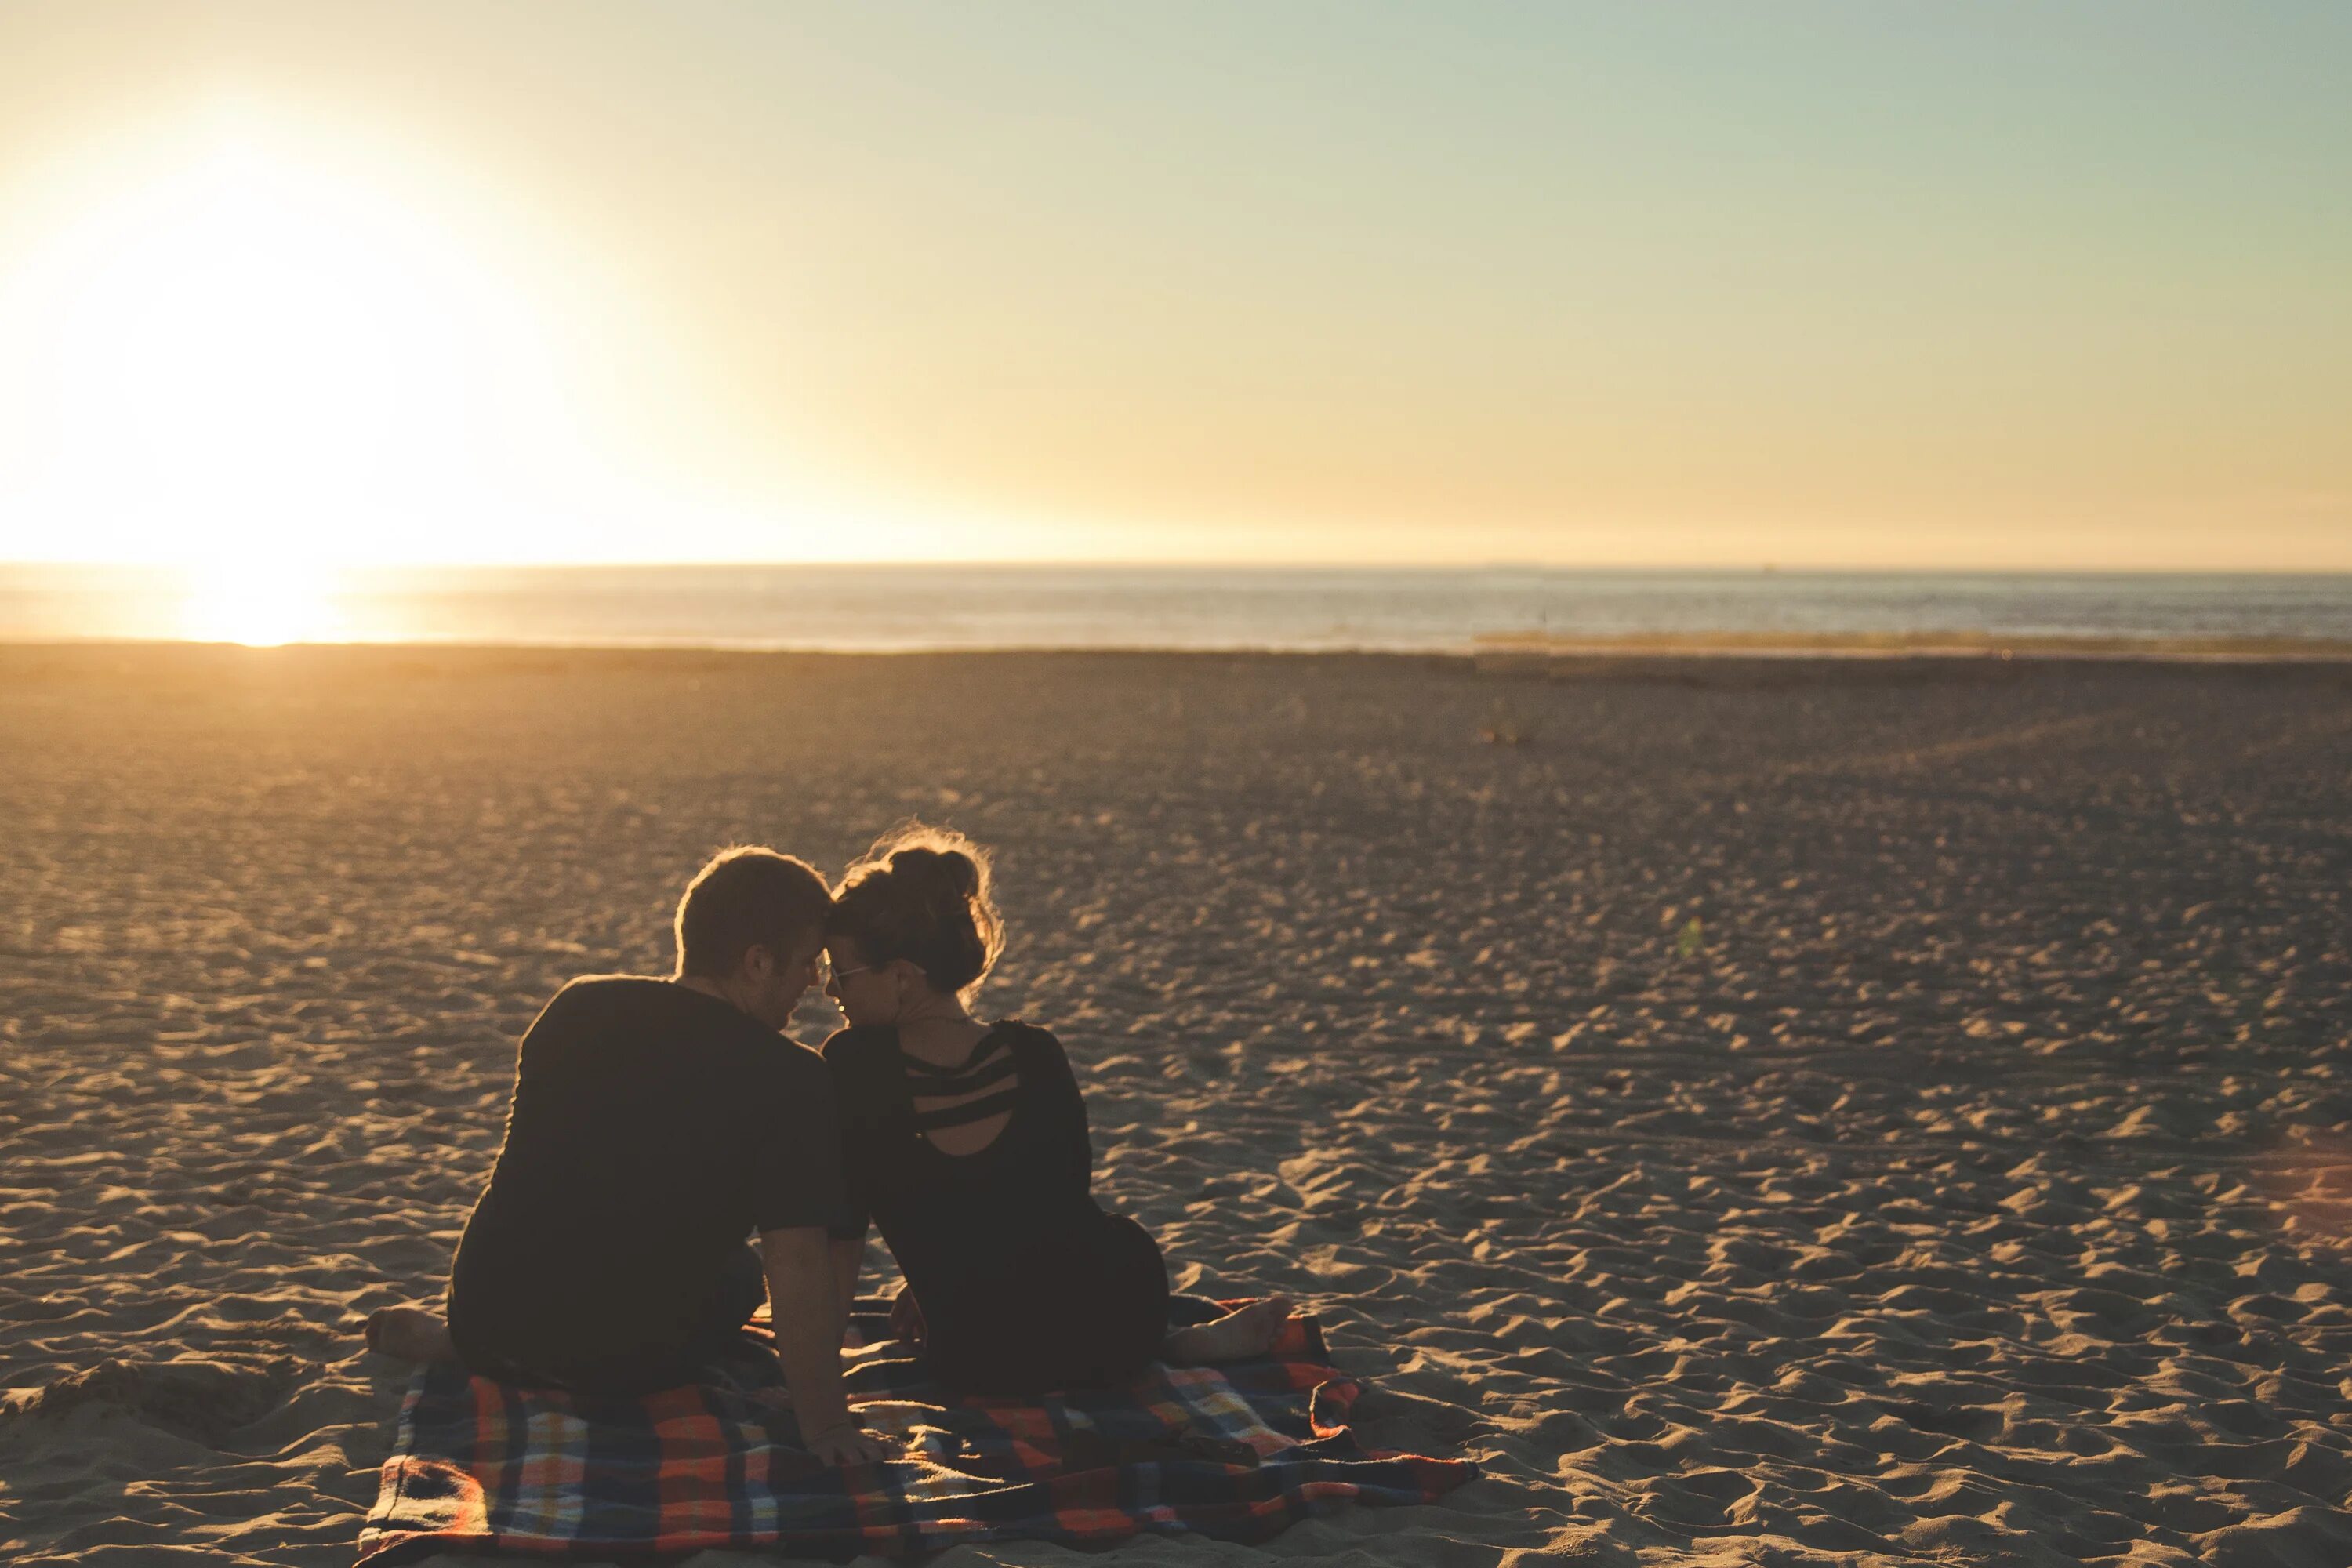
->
(0, 2), (2347, 569)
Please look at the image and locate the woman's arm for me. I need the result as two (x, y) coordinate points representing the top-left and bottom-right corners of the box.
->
(1033, 1029), (1094, 1185)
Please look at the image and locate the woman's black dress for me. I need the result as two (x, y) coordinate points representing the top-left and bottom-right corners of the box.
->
(821, 1020), (1169, 1395)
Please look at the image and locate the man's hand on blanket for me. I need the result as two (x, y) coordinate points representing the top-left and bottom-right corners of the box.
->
(805, 1420), (893, 1465)
(763, 1225), (880, 1460)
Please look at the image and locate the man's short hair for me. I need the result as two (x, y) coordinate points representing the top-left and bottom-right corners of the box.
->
(674, 847), (832, 980)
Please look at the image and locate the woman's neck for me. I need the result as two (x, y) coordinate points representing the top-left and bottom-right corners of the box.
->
(894, 992), (987, 1060)
(894, 985), (971, 1027)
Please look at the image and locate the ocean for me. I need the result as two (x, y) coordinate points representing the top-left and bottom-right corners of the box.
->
(3, 564), (2350, 653)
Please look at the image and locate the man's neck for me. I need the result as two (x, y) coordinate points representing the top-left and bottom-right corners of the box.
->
(674, 973), (746, 1014)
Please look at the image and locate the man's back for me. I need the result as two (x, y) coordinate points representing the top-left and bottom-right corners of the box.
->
(446, 975), (846, 1390)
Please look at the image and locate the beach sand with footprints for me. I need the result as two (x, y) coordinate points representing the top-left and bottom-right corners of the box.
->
(4, 641), (2351, 1567)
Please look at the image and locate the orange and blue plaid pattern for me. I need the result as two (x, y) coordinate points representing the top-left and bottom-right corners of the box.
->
(358, 1298), (1477, 1562)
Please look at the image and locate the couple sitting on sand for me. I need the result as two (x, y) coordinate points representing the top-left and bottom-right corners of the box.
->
(367, 829), (1290, 1465)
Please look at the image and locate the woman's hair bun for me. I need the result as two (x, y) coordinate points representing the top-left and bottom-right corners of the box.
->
(828, 824), (1004, 999)
(889, 844), (982, 902)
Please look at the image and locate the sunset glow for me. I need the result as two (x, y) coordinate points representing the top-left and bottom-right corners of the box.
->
(0, 111), (762, 568)
(40, 141), (506, 560)
(0, 6), (2347, 569)
(176, 557), (343, 646)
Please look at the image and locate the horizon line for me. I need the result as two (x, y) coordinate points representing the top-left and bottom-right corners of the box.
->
(7, 559), (2352, 579)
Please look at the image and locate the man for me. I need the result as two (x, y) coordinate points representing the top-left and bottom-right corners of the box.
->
(367, 847), (887, 1465)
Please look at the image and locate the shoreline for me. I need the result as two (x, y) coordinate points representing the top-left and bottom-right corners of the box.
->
(5, 630), (2352, 667)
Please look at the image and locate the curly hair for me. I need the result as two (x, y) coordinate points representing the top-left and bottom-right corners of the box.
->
(826, 824), (1004, 998)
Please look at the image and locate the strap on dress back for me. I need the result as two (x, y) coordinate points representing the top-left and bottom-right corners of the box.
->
(902, 1031), (1022, 1134)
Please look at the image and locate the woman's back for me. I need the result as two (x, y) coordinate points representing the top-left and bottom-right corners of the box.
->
(824, 1020), (1095, 1258)
(823, 1019), (1165, 1391)
(819, 826), (1171, 1392)
(895, 1014), (1019, 1156)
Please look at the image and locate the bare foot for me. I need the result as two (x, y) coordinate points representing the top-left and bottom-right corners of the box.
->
(1163, 1297), (1294, 1364)
(366, 1305), (458, 1363)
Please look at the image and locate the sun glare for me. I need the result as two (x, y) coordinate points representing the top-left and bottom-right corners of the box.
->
(178, 557), (344, 646)
(0, 118), (637, 568)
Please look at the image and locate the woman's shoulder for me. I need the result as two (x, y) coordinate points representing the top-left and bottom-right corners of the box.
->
(992, 1019), (1077, 1073)
(819, 1023), (898, 1068)
(817, 1026), (904, 1127)
(828, 1025), (917, 1086)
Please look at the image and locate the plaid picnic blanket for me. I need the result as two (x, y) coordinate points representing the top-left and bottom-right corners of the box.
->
(358, 1297), (1478, 1563)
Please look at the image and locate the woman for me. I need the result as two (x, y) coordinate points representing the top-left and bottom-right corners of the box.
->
(820, 826), (1287, 1395)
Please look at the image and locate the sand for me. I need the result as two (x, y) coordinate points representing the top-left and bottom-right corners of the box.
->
(3, 642), (2350, 1568)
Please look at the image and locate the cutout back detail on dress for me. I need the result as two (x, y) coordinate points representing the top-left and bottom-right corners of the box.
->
(900, 1028), (1019, 1156)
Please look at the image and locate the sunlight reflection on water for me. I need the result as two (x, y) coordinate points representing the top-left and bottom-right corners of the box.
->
(176, 559), (345, 646)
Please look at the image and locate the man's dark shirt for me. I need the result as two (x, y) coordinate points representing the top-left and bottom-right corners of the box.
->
(446, 975), (848, 1390)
